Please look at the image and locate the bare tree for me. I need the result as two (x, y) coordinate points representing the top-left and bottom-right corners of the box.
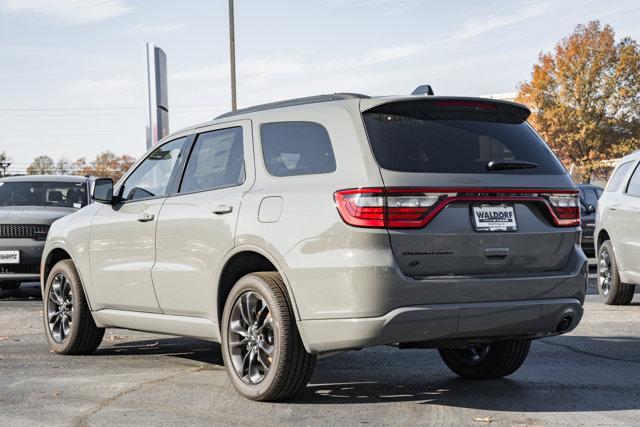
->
(26, 155), (55, 175)
(55, 156), (73, 175)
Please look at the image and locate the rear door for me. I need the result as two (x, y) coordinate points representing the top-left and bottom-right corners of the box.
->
(152, 121), (253, 318)
(361, 98), (578, 277)
(601, 160), (636, 267)
(617, 162), (640, 276)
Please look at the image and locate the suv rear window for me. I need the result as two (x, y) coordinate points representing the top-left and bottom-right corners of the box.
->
(260, 122), (336, 177)
(363, 100), (566, 175)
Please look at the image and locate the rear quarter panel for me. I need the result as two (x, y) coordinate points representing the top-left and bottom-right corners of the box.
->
(235, 101), (391, 320)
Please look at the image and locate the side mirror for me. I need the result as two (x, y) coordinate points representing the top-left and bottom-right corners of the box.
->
(92, 178), (114, 204)
(587, 204), (596, 214)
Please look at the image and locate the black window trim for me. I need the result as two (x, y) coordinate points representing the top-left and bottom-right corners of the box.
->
(174, 125), (247, 196)
(259, 120), (337, 178)
(624, 161), (640, 198)
(115, 134), (194, 205)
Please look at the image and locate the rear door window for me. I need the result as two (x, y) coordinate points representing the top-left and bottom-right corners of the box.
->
(260, 122), (336, 177)
(180, 127), (244, 193)
(362, 100), (566, 175)
(606, 161), (634, 192)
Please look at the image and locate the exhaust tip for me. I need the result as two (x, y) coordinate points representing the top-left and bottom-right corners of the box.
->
(556, 316), (573, 333)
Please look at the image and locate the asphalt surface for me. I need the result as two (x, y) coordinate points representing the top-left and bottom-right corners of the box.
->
(1, 266), (639, 426)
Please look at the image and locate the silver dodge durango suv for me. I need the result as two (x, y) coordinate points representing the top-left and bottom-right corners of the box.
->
(594, 150), (640, 305)
(41, 93), (588, 401)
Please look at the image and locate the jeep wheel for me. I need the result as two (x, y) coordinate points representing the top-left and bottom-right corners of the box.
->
(598, 240), (635, 305)
(221, 272), (316, 401)
(44, 259), (104, 355)
(439, 340), (531, 379)
(0, 281), (20, 290)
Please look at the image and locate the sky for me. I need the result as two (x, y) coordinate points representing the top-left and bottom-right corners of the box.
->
(1, 0), (640, 174)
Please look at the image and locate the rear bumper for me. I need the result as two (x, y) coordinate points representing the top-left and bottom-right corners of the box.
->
(298, 297), (582, 354)
(292, 243), (588, 354)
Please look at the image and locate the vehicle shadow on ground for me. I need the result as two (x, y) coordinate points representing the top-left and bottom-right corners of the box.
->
(93, 334), (640, 412)
(296, 335), (640, 411)
(95, 337), (224, 365)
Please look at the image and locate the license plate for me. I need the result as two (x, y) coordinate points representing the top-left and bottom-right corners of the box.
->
(0, 250), (20, 264)
(472, 204), (517, 232)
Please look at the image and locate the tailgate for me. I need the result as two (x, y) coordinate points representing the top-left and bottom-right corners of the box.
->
(360, 97), (579, 277)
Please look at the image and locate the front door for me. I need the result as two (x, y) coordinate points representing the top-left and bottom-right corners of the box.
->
(152, 122), (253, 318)
(90, 137), (187, 312)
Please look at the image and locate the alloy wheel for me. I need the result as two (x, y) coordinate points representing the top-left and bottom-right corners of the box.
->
(228, 291), (276, 385)
(599, 248), (612, 296)
(47, 273), (74, 343)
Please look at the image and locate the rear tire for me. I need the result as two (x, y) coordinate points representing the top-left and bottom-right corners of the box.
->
(43, 259), (104, 355)
(439, 340), (531, 379)
(598, 240), (635, 305)
(221, 272), (316, 401)
(0, 281), (20, 290)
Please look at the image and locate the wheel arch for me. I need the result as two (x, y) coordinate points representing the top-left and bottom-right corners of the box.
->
(42, 245), (94, 310)
(217, 245), (301, 324)
(596, 229), (611, 255)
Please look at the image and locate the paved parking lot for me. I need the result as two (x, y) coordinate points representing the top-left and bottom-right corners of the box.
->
(1, 266), (639, 426)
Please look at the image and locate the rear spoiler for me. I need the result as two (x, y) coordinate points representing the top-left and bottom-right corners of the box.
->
(360, 96), (531, 121)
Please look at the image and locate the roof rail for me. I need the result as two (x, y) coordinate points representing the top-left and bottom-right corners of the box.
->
(215, 93), (370, 119)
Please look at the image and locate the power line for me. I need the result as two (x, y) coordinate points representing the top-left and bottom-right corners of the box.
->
(0, 106), (141, 112)
(4, 131), (140, 138)
(0, 103), (223, 112)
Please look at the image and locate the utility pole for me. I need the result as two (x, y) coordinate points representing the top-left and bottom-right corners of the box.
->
(229, 0), (237, 111)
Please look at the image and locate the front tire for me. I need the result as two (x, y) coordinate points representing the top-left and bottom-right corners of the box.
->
(598, 240), (635, 305)
(439, 340), (531, 379)
(221, 272), (316, 401)
(43, 259), (104, 355)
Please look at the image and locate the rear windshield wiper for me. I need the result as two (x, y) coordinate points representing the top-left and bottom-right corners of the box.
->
(487, 160), (539, 170)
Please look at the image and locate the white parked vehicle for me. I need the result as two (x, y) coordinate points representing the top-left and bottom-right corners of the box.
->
(594, 150), (640, 305)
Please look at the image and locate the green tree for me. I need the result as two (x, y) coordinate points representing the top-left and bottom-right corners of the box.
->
(517, 21), (640, 181)
(26, 155), (55, 175)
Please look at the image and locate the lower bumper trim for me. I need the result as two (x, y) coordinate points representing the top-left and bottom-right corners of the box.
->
(298, 298), (583, 354)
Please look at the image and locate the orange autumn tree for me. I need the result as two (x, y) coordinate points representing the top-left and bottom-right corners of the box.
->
(517, 21), (640, 181)
(75, 151), (136, 182)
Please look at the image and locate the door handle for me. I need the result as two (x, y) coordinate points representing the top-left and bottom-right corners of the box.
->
(137, 212), (155, 222)
(212, 205), (233, 215)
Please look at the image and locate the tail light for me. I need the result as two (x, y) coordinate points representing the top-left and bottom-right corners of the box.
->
(334, 188), (580, 229)
(545, 193), (580, 227)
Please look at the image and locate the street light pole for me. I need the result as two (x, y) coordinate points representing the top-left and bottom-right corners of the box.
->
(228, 0), (237, 111)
